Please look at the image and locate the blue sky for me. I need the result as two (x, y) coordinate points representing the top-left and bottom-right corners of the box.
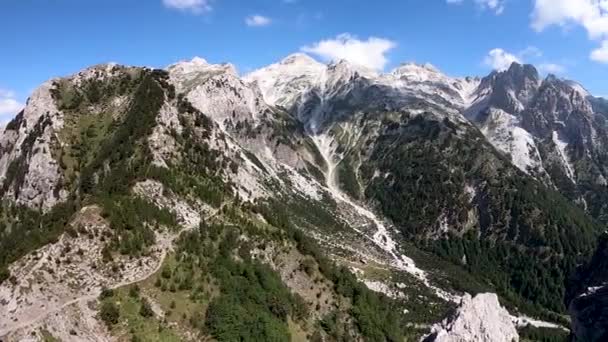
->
(2, 0), (608, 121)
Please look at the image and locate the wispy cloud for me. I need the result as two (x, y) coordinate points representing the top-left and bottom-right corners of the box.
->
(245, 15), (272, 27)
(447, 0), (506, 15)
(301, 33), (396, 70)
(539, 63), (567, 74)
(162, 0), (212, 14)
(520, 46), (543, 58)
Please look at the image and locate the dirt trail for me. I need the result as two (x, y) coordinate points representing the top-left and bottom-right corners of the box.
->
(0, 187), (216, 339)
(0, 249), (167, 337)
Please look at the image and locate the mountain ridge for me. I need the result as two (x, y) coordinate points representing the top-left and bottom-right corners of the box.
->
(0, 53), (604, 341)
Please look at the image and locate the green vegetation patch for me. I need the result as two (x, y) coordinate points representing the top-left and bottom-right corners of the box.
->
(519, 326), (569, 342)
(0, 200), (76, 284)
(40, 328), (62, 342)
(99, 285), (182, 342)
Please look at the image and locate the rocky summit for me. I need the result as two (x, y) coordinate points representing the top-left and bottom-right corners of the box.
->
(0, 54), (606, 342)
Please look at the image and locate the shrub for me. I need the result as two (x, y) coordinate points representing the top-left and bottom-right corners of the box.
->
(100, 301), (120, 326)
(139, 298), (154, 318)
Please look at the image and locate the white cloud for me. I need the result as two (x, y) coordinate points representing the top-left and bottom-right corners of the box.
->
(245, 15), (272, 27)
(539, 62), (567, 73)
(0, 89), (23, 116)
(483, 46), (565, 73)
(484, 48), (521, 70)
(531, 0), (608, 37)
(476, 0), (506, 14)
(300, 33), (396, 70)
(0, 88), (23, 127)
(531, 0), (608, 63)
(0, 89), (16, 98)
(162, 0), (211, 14)
(0, 98), (22, 115)
(520, 46), (543, 58)
(591, 40), (608, 62)
(447, 0), (506, 14)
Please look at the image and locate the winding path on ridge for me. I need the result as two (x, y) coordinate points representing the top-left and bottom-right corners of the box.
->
(0, 208), (217, 338)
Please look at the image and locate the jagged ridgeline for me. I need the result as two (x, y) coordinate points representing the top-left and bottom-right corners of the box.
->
(0, 55), (606, 341)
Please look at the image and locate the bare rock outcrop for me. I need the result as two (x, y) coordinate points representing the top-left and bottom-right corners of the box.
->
(425, 293), (519, 342)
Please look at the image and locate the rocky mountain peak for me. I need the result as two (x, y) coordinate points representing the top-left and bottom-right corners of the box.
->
(477, 62), (541, 114)
(167, 56), (208, 72)
(279, 53), (321, 67)
(244, 53), (325, 108)
(507, 62), (540, 82)
(326, 59), (377, 81)
(524, 73), (595, 137)
(167, 57), (238, 85)
(539, 75), (592, 104)
(391, 62), (442, 80)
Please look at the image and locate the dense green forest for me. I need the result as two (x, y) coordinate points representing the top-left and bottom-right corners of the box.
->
(363, 113), (601, 314)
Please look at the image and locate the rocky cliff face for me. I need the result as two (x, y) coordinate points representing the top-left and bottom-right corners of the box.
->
(466, 63), (608, 223)
(0, 81), (68, 211)
(425, 293), (519, 342)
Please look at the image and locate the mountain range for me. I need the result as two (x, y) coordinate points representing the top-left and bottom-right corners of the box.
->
(0, 53), (606, 341)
